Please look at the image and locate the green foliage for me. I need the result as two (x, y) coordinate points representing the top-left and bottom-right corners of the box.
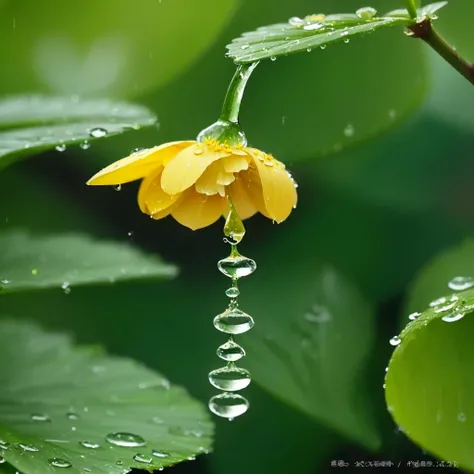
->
(0, 320), (212, 474)
(0, 0), (238, 97)
(0, 231), (177, 294)
(0, 96), (157, 170)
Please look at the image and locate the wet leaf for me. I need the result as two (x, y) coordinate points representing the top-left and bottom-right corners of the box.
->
(385, 286), (474, 471)
(227, 14), (411, 63)
(242, 247), (380, 448)
(0, 320), (213, 474)
(0, 96), (157, 170)
(0, 231), (177, 294)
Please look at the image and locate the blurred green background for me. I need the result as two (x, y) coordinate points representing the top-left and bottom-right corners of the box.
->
(1, 0), (474, 472)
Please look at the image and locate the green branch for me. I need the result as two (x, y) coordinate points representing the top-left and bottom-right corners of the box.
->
(409, 19), (474, 86)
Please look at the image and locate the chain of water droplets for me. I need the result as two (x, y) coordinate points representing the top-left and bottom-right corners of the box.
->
(208, 239), (257, 420)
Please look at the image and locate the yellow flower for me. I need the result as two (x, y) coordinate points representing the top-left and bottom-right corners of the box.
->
(87, 138), (297, 230)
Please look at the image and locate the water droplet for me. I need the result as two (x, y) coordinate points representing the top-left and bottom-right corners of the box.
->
(430, 296), (446, 307)
(0, 279), (10, 285)
(240, 44), (250, 50)
(133, 454), (152, 464)
(304, 305), (331, 323)
(31, 269), (38, 275)
(218, 255), (256, 279)
(389, 336), (401, 346)
(61, 282), (71, 294)
(224, 206), (246, 244)
(193, 147), (204, 155)
(105, 432), (146, 448)
(320, 44), (327, 50)
(217, 339), (246, 361)
(0, 442), (9, 451)
(113, 184), (122, 192)
(448, 276), (474, 291)
(270, 56), (276, 61)
(343, 38), (350, 44)
(55, 143), (67, 152)
(344, 124), (354, 137)
(225, 287), (240, 298)
(49, 458), (72, 468)
(214, 308), (254, 334)
(19, 443), (39, 452)
(79, 441), (100, 449)
(152, 450), (170, 458)
(458, 412), (467, 422)
(356, 7), (377, 20)
(0, 457), (4, 464)
(408, 312), (421, 320)
(209, 393), (249, 419)
(80, 141), (91, 150)
(442, 313), (464, 323)
(89, 127), (108, 138)
(209, 365), (251, 391)
(288, 16), (304, 26)
(306, 47), (312, 52)
(66, 412), (80, 420)
(31, 413), (50, 422)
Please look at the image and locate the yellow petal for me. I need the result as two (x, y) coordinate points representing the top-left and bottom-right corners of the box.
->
(223, 155), (249, 173)
(87, 141), (193, 186)
(228, 176), (258, 220)
(195, 161), (223, 196)
(239, 166), (270, 219)
(248, 149), (297, 223)
(161, 143), (231, 195)
(137, 167), (181, 215)
(172, 190), (226, 230)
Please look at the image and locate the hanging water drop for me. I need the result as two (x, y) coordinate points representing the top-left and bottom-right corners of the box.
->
(113, 184), (122, 192)
(343, 38), (350, 44)
(209, 365), (251, 391)
(225, 287), (240, 298)
(105, 432), (146, 448)
(209, 393), (249, 419)
(217, 339), (246, 361)
(214, 308), (254, 334)
(0, 457), (4, 464)
(218, 255), (256, 279)
(80, 141), (91, 150)
(55, 143), (67, 152)
(224, 202), (246, 244)
(389, 336), (401, 346)
(320, 44), (327, 50)
(89, 127), (108, 138)
(448, 276), (474, 291)
(442, 313), (465, 323)
(270, 56), (276, 61)
(48, 458), (72, 468)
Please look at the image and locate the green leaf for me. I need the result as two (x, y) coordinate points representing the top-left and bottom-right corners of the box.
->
(385, 288), (474, 471)
(406, 240), (474, 316)
(419, 1), (448, 17)
(0, 320), (212, 474)
(0, 96), (157, 170)
(0, 231), (177, 294)
(0, 0), (238, 98)
(227, 13), (412, 63)
(242, 249), (380, 448)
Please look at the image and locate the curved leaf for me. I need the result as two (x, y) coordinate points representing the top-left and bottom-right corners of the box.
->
(0, 231), (177, 294)
(385, 289), (474, 471)
(0, 96), (157, 170)
(0, 320), (213, 474)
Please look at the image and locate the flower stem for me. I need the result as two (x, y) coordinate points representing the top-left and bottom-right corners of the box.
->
(403, 0), (417, 19)
(409, 19), (474, 86)
(220, 62), (259, 123)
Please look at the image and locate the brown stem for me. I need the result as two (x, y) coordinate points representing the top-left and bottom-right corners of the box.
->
(409, 19), (474, 86)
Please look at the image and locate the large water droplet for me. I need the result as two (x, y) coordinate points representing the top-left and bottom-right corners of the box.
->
(218, 255), (256, 279)
(217, 340), (246, 361)
(224, 206), (246, 244)
(152, 450), (170, 458)
(442, 313), (464, 323)
(430, 297), (446, 307)
(408, 312), (421, 320)
(89, 127), (108, 138)
(209, 393), (249, 419)
(389, 336), (401, 346)
(356, 7), (377, 20)
(133, 454), (152, 464)
(448, 276), (474, 291)
(214, 308), (254, 334)
(19, 443), (39, 452)
(55, 143), (67, 152)
(48, 458), (72, 468)
(31, 413), (50, 422)
(105, 432), (146, 448)
(209, 365), (251, 391)
(79, 441), (100, 449)
(225, 287), (240, 298)
(434, 301), (457, 313)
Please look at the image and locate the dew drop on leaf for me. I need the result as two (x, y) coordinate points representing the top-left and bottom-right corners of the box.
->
(79, 441), (100, 449)
(48, 458), (72, 468)
(55, 143), (67, 152)
(19, 443), (39, 452)
(31, 413), (50, 422)
(389, 336), (402, 346)
(408, 312), (421, 320)
(105, 432), (146, 448)
(133, 454), (153, 464)
(152, 450), (170, 458)
(447, 276), (474, 291)
(89, 127), (108, 138)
